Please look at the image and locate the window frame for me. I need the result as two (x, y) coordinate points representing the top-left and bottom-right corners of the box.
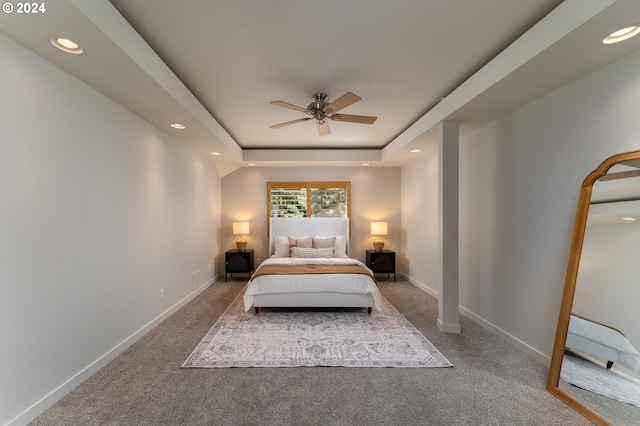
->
(267, 181), (351, 234)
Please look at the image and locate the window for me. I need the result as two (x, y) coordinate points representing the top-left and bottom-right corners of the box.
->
(267, 181), (351, 221)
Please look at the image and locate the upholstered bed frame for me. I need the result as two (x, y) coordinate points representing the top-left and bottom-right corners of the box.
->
(250, 217), (375, 313)
(566, 312), (640, 371)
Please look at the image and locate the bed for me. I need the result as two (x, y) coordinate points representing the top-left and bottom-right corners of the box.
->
(243, 217), (382, 315)
(566, 312), (640, 372)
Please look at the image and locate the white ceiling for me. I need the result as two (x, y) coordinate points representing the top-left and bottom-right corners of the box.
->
(2, 0), (640, 176)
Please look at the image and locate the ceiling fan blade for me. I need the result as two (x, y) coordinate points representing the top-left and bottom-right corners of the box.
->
(270, 117), (312, 129)
(271, 100), (309, 113)
(330, 114), (377, 124)
(316, 120), (331, 137)
(324, 92), (361, 114)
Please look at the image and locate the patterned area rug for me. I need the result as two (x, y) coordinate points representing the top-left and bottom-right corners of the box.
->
(182, 287), (453, 368)
(561, 352), (640, 407)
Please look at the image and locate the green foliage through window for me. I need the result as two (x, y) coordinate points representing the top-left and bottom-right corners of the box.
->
(268, 182), (351, 219)
(270, 187), (307, 218)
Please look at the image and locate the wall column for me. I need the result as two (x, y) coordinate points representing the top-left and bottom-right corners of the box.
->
(438, 120), (461, 333)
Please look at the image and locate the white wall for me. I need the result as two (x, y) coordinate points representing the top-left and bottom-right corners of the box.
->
(0, 34), (222, 425)
(221, 167), (400, 265)
(453, 48), (640, 362)
(400, 144), (439, 295)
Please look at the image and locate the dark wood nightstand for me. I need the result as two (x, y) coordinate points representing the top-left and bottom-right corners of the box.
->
(366, 250), (396, 282)
(225, 249), (254, 281)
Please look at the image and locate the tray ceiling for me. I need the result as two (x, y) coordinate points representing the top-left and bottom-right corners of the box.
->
(2, 0), (640, 175)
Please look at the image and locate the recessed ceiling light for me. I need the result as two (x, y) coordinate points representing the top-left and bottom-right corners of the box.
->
(50, 37), (84, 55)
(622, 216), (637, 221)
(603, 25), (640, 44)
(248, 163), (256, 166)
(362, 163), (370, 166)
(211, 152), (221, 156)
(170, 123), (186, 129)
(410, 149), (422, 153)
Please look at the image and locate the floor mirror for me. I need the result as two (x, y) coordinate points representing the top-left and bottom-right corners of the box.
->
(547, 150), (640, 425)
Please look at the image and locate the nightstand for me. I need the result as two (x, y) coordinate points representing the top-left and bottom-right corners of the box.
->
(225, 249), (254, 281)
(366, 250), (396, 282)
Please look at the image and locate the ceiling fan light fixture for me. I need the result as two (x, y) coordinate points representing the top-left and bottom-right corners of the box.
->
(602, 25), (640, 44)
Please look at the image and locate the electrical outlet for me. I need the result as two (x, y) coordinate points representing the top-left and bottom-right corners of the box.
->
(208, 263), (212, 272)
(256, 257), (262, 265)
(159, 288), (164, 300)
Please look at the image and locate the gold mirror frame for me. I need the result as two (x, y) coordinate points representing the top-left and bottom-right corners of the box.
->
(547, 149), (640, 426)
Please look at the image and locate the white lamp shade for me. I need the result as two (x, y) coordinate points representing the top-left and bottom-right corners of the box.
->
(233, 221), (250, 235)
(370, 222), (388, 236)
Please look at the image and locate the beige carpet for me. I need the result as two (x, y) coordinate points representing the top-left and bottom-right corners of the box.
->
(182, 286), (453, 368)
(31, 281), (593, 426)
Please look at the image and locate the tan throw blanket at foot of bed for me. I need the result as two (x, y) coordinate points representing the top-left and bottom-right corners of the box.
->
(250, 263), (377, 282)
(244, 258), (383, 312)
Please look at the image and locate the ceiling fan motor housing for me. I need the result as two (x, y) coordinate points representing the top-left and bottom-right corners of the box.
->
(309, 93), (330, 120)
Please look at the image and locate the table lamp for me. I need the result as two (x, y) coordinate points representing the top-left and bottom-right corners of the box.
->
(233, 221), (249, 251)
(371, 221), (387, 252)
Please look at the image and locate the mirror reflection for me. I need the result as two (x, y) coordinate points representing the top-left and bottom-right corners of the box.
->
(554, 159), (640, 425)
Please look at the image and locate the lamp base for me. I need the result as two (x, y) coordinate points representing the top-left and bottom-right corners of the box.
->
(236, 241), (247, 251)
(373, 241), (384, 252)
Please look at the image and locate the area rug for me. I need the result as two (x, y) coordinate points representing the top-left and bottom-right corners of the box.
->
(561, 352), (640, 407)
(182, 287), (453, 368)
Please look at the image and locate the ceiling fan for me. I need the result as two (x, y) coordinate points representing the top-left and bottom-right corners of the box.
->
(269, 92), (377, 137)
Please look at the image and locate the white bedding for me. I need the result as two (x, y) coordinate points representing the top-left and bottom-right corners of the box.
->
(567, 314), (640, 372)
(244, 257), (383, 312)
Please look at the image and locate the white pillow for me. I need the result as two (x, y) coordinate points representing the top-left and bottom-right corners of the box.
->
(273, 236), (290, 257)
(290, 247), (334, 258)
(334, 235), (348, 258)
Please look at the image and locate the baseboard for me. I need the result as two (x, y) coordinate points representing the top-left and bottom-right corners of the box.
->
(437, 318), (462, 334)
(458, 305), (550, 366)
(404, 274), (550, 366)
(404, 274), (439, 299)
(8, 277), (215, 426)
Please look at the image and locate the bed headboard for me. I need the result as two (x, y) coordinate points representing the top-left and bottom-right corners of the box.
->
(269, 217), (349, 255)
